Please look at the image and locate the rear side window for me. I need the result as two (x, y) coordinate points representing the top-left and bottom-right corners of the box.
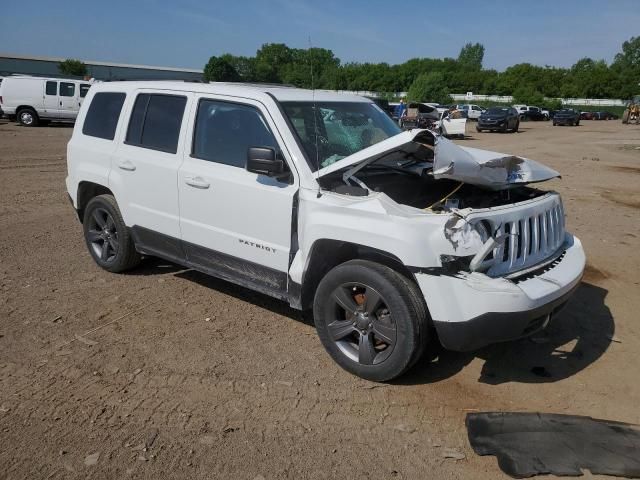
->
(126, 94), (186, 154)
(82, 92), (126, 140)
(60, 82), (75, 97)
(80, 84), (91, 98)
(192, 99), (278, 168)
(46, 81), (57, 96)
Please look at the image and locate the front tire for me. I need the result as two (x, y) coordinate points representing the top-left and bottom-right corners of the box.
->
(313, 260), (428, 382)
(82, 194), (141, 273)
(17, 108), (39, 127)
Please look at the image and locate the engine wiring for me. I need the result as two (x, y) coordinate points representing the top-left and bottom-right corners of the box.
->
(424, 182), (464, 211)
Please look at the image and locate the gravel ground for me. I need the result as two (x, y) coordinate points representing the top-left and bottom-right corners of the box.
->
(1, 118), (639, 479)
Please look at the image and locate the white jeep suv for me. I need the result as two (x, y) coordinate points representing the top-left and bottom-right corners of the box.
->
(66, 82), (585, 381)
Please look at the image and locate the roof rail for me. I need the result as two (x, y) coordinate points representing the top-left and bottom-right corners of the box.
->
(211, 81), (297, 88)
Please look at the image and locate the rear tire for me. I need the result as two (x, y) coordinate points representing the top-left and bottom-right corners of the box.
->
(17, 108), (39, 127)
(82, 194), (141, 273)
(513, 121), (519, 132)
(313, 260), (428, 382)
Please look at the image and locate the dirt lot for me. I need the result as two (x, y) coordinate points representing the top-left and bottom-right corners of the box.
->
(1, 118), (639, 479)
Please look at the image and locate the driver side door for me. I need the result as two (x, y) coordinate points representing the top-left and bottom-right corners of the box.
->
(178, 96), (299, 299)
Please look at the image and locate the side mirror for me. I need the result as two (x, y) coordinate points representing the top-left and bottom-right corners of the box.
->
(246, 147), (285, 177)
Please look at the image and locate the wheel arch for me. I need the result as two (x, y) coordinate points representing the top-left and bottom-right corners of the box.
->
(16, 105), (37, 114)
(297, 238), (418, 311)
(76, 181), (114, 222)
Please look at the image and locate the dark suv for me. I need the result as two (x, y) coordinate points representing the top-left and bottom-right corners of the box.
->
(477, 107), (519, 133)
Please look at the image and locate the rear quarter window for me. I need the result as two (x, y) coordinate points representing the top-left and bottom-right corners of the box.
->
(82, 92), (126, 140)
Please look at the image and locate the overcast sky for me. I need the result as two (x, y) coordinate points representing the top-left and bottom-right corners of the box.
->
(1, 0), (638, 71)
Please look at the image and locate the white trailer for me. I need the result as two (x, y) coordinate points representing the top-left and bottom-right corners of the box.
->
(0, 75), (93, 126)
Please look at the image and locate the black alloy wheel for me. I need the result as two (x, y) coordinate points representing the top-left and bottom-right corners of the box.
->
(313, 260), (428, 382)
(82, 194), (141, 272)
(86, 207), (119, 264)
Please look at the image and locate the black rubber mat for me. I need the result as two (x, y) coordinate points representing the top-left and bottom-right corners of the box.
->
(466, 412), (640, 478)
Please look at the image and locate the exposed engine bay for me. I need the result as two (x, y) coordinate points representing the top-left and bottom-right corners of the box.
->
(316, 129), (556, 212)
(320, 167), (547, 211)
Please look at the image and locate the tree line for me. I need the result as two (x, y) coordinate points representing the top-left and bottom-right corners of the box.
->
(204, 37), (640, 105)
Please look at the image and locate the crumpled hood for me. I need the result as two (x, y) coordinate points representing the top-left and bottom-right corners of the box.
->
(317, 129), (560, 189)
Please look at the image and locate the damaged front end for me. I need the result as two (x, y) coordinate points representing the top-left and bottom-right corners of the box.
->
(317, 129), (566, 276)
(313, 129), (584, 350)
(439, 192), (567, 278)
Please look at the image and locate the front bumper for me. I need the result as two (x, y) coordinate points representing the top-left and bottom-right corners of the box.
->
(478, 119), (506, 129)
(415, 234), (585, 351)
(554, 117), (577, 125)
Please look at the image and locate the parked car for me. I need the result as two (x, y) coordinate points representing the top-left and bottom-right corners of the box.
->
(0, 75), (92, 126)
(553, 109), (580, 126)
(592, 111), (619, 120)
(399, 102), (439, 129)
(513, 105), (548, 120)
(0, 77), (4, 119)
(476, 107), (519, 132)
(66, 81), (585, 381)
(437, 111), (467, 138)
(425, 103), (450, 115)
(580, 111), (594, 120)
(455, 104), (484, 120)
(518, 106), (548, 121)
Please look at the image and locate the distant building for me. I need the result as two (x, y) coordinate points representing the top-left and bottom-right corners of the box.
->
(0, 53), (203, 82)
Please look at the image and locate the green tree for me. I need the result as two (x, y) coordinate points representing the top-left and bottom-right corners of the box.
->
(612, 36), (640, 98)
(220, 54), (256, 82)
(407, 72), (451, 104)
(203, 56), (240, 82)
(254, 43), (294, 83)
(512, 86), (545, 106)
(457, 43), (485, 70)
(613, 36), (640, 69)
(58, 59), (87, 77)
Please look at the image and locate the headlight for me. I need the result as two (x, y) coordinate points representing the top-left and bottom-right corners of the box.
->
(473, 220), (492, 243)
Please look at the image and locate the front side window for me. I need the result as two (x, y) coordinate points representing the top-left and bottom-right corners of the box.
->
(192, 99), (278, 168)
(126, 93), (186, 154)
(282, 101), (401, 171)
(80, 84), (91, 98)
(60, 82), (75, 97)
(82, 92), (126, 140)
(45, 81), (57, 96)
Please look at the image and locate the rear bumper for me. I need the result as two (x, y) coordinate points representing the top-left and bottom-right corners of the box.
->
(415, 234), (585, 351)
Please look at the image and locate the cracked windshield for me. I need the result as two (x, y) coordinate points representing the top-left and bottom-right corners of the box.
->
(282, 101), (401, 171)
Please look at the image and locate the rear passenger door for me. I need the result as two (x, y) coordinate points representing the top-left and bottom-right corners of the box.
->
(177, 97), (298, 298)
(43, 81), (60, 115)
(110, 91), (192, 261)
(59, 82), (78, 118)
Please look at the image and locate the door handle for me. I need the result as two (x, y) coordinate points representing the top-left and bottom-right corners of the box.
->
(185, 176), (210, 189)
(117, 160), (136, 171)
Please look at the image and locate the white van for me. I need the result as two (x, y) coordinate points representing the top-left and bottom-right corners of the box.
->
(0, 76), (92, 126)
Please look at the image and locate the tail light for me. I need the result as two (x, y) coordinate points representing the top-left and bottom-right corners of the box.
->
(0, 96), (3, 104)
